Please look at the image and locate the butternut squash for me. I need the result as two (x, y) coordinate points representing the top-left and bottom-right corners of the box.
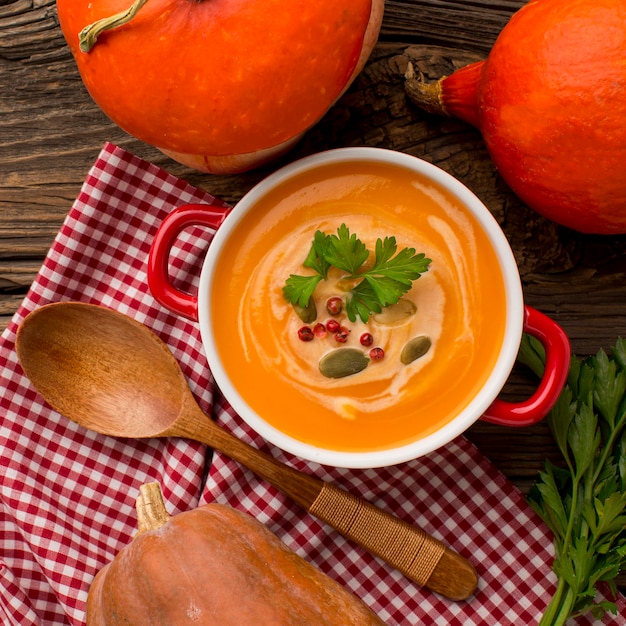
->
(86, 482), (385, 625)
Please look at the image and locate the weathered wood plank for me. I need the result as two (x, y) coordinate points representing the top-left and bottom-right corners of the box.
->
(3, 9), (626, 597)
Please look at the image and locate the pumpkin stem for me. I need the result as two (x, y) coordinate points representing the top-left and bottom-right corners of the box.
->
(79, 0), (150, 53)
(404, 62), (447, 117)
(405, 60), (485, 129)
(135, 482), (170, 533)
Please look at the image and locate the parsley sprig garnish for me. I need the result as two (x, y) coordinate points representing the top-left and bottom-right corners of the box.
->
(520, 335), (626, 625)
(282, 224), (431, 323)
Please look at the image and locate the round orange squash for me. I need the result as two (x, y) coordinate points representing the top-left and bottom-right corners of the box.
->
(85, 483), (385, 625)
(56, 0), (384, 174)
(405, 0), (626, 234)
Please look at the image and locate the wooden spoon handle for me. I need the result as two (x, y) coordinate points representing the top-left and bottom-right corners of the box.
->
(308, 482), (478, 600)
(194, 418), (478, 600)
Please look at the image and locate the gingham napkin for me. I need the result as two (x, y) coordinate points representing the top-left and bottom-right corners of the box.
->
(1, 143), (623, 626)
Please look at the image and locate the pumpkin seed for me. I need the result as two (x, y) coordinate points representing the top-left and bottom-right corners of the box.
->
(319, 348), (370, 379)
(400, 335), (431, 365)
(293, 299), (317, 324)
(335, 276), (362, 292)
(372, 298), (417, 325)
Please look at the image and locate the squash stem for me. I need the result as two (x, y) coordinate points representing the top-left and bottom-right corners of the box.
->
(136, 481), (170, 533)
(405, 60), (485, 128)
(404, 62), (446, 117)
(79, 0), (150, 53)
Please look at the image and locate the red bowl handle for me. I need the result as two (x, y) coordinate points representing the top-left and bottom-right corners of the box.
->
(481, 305), (571, 427)
(147, 203), (231, 321)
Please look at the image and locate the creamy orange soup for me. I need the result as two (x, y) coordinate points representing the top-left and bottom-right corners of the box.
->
(211, 160), (507, 452)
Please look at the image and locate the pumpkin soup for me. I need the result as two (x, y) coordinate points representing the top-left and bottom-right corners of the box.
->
(211, 160), (506, 452)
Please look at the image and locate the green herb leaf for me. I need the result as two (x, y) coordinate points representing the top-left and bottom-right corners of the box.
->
(517, 333), (548, 379)
(546, 388), (576, 469)
(527, 463), (570, 542)
(302, 230), (333, 278)
(567, 402), (600, 480)
(618, 437), (626, 491)
(324, 224), (369, 275)
(371, 237), (430, 286)
(611, 337), (626, 371)
(344, 280), (383, 323)
(282, 274), (323, 309)
(593, 349), (626, 428)
(520, 335), (626, 625)
(591, 490), (626, 537)
(282, 224), (431, 322)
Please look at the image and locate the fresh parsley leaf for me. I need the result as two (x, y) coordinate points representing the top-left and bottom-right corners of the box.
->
(567, 402), (600, 480)
(521, 336), (626, 625)
(372, 237), (429, 285)
(345, 280), (384, 323)
(593, 349), (626, 428)
(282, 230), (331, 307)
(618, 437), (626, 492)
(343, 239), (430, 321)
(282, 224), (431, 322)
(546, 387), (576, 469)
(324, 224), (370, 275)
(303, 230), (333, 278)
(528, 463), (570, 540)
(282, 274), (323, 309)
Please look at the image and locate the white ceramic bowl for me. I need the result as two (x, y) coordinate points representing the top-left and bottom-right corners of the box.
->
(148, 147), (570, 468)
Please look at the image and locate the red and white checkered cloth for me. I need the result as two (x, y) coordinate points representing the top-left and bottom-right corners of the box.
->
(1, 143), (624, 625)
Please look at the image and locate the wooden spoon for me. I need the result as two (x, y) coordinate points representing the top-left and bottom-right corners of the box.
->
(16, 301), (478, 600)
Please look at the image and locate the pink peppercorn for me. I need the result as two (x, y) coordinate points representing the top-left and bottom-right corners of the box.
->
(359, 332), (374, 347)
(334, 328), (350, 343)
(297, 326), (315, 342)
(369, 347), (385, 361)
(326, 319), (341, 333)
(313, 323), (327, 338)
(326, 296), (343, 315)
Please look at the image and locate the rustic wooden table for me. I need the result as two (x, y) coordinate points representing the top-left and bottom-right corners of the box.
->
(2, 0), (626, 590)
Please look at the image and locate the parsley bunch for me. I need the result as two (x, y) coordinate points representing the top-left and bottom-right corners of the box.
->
(519, 335), (626, 625)
(282, 224), (431, 323)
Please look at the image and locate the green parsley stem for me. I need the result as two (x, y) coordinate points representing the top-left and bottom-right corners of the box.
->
(539, 579), (570, 626)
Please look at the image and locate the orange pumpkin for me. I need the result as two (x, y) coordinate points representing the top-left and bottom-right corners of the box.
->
(56, 0), (384, 174)
(405, 0), (626, 234)
(86, 483), (385, 625)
